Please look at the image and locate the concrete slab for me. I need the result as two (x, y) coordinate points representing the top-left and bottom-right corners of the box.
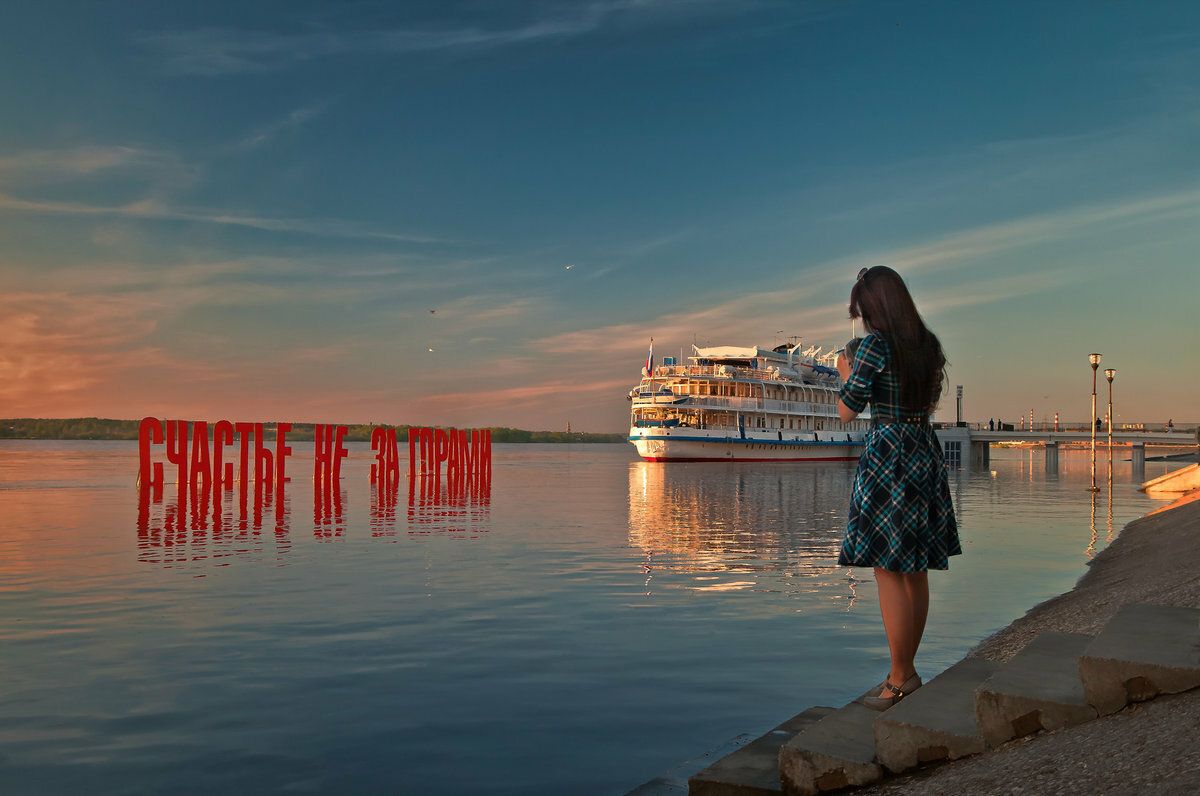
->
(1079, 602), (1200, 716)
(778, 701), (882, 796)
(687, 707), (836, 796)
(974, 631), (1097, 747)
(873, 657), (999, 773)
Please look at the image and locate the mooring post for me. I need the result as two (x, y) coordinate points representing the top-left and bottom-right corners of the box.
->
(1132, 442), (1145, 478)
(1045, 440), (1059, 474)
(971, 439), (990, 468)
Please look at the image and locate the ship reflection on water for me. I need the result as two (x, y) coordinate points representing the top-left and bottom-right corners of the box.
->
(626, 460), (863, 607)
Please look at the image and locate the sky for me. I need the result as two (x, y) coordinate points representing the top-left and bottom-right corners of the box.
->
(1, 0), (1198, 432)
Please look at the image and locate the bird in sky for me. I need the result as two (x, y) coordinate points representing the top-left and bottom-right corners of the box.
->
(427, 346), (435, 353)
(429, 309), (437, 314)
(563, 264), (574, 270)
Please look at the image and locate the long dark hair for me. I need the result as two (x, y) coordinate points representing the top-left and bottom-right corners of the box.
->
(849, 266), (948, 412)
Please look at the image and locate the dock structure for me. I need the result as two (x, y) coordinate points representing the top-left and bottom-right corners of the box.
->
(931, 427), (1191, 472)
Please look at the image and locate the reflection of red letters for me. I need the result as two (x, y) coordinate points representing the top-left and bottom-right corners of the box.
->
(165, 419), (189, 485)
(138, 417), (164, 488)
(213, 421), (234, 487)
(275, 423), (292, 484)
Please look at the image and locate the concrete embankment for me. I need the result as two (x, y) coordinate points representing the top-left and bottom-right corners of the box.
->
(856, 494), (1200, 795)
(629, 485), (1200, 796)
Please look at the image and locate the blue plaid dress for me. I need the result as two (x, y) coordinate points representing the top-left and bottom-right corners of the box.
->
(837, 333), (961, 572)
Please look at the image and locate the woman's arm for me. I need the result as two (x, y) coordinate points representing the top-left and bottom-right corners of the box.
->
(836, 352), (859, 423)
(837, 334), (886, 424)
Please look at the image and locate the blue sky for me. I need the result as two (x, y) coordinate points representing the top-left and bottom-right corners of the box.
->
(1, 0), (1197, 430)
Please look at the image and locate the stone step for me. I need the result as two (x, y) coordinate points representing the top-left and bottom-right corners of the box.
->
(1078, 602), (1200, 716)
(974, 631), (1097, 747)
(687, 707), (837, 796)
(626, 733), (756, 796)
(873, 657), (999, 774)
(778, 699), (882, 796)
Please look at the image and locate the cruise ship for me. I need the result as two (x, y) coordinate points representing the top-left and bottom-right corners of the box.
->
(627, 341), (870, 461)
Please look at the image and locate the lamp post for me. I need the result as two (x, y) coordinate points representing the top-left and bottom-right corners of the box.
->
(1105, 369), (1115, 451)
(1089, 353), (1102, 492)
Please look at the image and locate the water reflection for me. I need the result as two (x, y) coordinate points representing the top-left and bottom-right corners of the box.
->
(135, 465), (493, 563)
(1085, 452), (1118, 559)
(137, 478), (290, 567)
(626, 461), (854, 600)
(405, 468), (492, 539)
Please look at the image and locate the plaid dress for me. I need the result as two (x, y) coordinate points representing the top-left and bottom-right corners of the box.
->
(837, 333), (961, 572)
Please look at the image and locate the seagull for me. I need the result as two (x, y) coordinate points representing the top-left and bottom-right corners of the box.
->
(563, 264), (574, 270)
(429, 309), (437, 314)
(427, 346), (435, 352)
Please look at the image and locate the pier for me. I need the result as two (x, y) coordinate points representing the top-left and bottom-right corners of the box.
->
(933, 427), (1192, 472)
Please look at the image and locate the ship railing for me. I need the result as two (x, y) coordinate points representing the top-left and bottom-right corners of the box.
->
(650, 364), (829, 382)
(655, 395), (841, 416)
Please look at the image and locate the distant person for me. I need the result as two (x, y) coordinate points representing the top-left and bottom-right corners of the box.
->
(988, 418), (994, 431)
(836, 265), (960, 711)
(1096, 417), (1103, 431)
(1167, 418), (1174, 433)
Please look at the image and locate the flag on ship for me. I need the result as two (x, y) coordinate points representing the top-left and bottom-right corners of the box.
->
(645, 338), (653, 374)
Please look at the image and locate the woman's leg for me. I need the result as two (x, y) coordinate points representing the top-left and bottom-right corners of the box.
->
(903, 570), (930, 663)
(874, 567), (918, 695)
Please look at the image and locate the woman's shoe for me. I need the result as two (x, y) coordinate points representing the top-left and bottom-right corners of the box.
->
(860, 673), (922, 711)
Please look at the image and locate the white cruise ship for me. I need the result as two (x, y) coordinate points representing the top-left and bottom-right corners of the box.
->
(627, 341), (870, 462)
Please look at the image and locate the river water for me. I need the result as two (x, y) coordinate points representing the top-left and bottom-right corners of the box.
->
(0, 441), (1175, 794)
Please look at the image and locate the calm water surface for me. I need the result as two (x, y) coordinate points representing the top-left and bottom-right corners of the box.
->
(0, 441), (1174, 794)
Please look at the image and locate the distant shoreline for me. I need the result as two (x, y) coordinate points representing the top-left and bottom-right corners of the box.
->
(0, 418), (626, 444)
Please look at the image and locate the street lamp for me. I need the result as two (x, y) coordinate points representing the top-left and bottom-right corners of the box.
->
(1089, 353), (1102, 492)
(1105, 369), (1116, 451)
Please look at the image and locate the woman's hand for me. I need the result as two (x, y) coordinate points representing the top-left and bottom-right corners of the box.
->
(836, 350), (851, 381)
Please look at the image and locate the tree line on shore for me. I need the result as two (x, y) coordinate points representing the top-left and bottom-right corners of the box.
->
(0, 418), (626, 444)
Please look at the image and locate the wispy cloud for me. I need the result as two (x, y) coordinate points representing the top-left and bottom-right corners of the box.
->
(0, 141), (441, 244)
(0, 146), (197, 191)
(502, 186), (1200, 426)
(236, 102), (330, 150)
(140, 0), (790, 75)
(0, 290), (218, 412)
(0, 191), (440, 244)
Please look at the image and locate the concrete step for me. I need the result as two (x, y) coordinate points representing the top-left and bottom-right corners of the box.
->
(873, 657), (999, 774)
(687, 707), (837, 796)
(626, 733), (756, 796)
(778, 699), (882, 796)
(974, 631), (1097, 747)
(1078, 602), (1200, 716)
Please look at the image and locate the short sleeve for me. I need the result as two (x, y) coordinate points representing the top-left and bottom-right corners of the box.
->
(838, 333), (887, 413)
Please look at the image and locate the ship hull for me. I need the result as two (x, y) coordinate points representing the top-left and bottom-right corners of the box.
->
(629, 430), (863, 462)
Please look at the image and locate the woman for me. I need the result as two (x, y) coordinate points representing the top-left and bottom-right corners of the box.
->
(834, 265), (961, 711)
